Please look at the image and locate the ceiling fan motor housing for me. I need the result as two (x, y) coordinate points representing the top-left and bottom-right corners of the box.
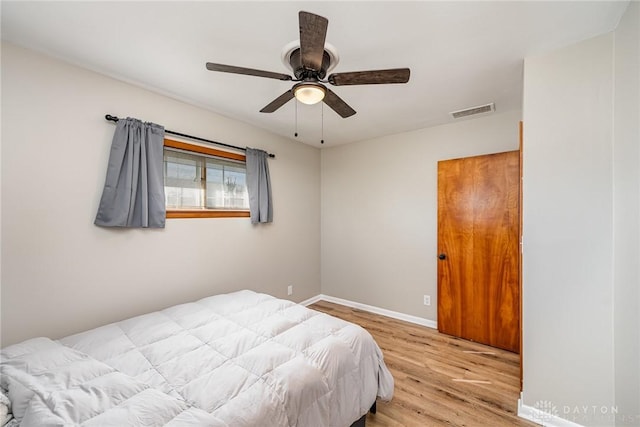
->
(288, 48), (331, 80)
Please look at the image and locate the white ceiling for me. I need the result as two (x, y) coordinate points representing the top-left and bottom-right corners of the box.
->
(1, 1), (629, 147)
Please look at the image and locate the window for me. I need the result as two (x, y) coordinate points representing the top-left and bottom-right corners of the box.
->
(163, 139), (250, 219)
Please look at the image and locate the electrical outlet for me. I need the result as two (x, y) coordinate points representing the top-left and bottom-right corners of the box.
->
(423, 295), (431, 306)
(287, 285), (293, 296)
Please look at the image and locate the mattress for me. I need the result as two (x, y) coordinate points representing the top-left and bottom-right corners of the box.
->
(1, 290), (394, 426)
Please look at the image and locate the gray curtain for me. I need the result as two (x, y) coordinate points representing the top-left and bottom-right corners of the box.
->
(94, 118), (166, 228)
(245, 147), (273, 224)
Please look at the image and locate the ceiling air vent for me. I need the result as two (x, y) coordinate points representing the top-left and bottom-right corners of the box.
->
(450, 103), (495, 119)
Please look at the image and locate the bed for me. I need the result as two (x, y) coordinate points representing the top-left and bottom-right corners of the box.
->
(0, 290), (394, 426)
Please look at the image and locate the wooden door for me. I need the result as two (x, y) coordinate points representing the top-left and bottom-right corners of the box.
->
(437, 151), (520, 353)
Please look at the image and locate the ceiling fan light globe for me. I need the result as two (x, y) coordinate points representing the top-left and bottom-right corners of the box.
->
(294, 84), (326, 105)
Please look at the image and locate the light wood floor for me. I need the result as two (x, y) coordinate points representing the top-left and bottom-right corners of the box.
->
(309, 301), (539, 427)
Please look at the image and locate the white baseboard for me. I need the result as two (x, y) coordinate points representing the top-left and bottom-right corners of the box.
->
(298, 294), (323, 306)
(299, 294), (437, 330)
(518, 393), (584, 427)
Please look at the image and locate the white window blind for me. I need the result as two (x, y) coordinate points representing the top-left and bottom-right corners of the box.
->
(164, 148), (249, 210)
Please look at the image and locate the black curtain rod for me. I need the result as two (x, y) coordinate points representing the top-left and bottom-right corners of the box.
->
(104, 115), (275, 158)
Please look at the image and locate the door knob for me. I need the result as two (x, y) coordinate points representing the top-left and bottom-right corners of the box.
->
(438, 253), (447, 260)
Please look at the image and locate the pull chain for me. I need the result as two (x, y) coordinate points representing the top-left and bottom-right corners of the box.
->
(320, 102), (324, 144)
(294, 99), (298, 138)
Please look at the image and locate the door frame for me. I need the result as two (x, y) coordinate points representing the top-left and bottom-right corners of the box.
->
(519, 121), (524, 389)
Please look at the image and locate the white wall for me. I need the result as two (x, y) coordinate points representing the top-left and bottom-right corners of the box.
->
(522, 4), (640, 423)
(522, 32), (619, 425)
(321, 110), (520, 321)
(0, 43), (321, 347)
(613, 1), (640, 424)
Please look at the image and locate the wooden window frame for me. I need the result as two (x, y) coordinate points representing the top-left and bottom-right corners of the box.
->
(164, 139), (250, 219)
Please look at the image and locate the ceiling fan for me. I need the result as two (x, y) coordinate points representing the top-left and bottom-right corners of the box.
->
(205, 11), (410, 118)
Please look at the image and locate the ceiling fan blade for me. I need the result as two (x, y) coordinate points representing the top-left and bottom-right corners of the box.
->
(206, 63), (292, 81)
(328, 68), (411, 86)
(323, 88), (356, 118)
(299, 11), (328, 71)
(260, 90), (295, 113)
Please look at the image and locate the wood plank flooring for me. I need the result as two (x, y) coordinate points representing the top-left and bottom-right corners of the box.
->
(309, 301), (539, 427)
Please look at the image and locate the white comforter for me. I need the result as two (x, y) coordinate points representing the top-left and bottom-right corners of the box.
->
(1, 290), (394, 426)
